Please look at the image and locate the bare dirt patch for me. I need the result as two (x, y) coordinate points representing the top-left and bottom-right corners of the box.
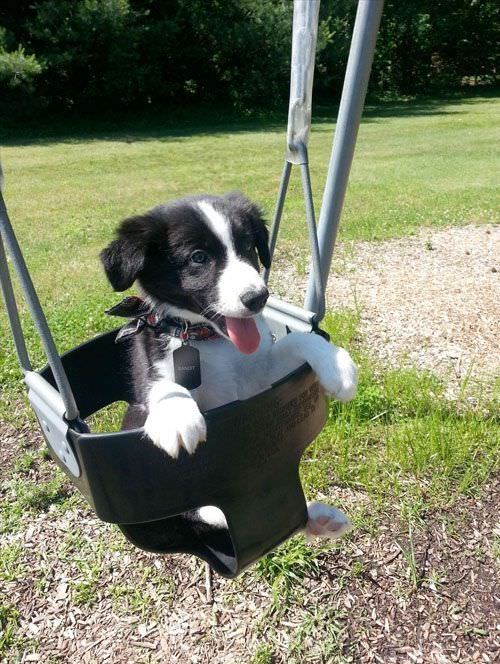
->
(340, 479), (500, 664)
(271, 224), (499, 395)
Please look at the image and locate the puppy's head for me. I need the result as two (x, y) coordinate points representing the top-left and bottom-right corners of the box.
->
(100, 193), (271, 353)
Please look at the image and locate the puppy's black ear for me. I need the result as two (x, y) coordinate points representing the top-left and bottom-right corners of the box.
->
(241, 200), (271, 269)
(250, 209), (271, 269)
(224, 192), (272, 269)
(100, 214), (153, 291)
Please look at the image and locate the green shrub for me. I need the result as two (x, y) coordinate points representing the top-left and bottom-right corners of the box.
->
(0, 45), (41, 89)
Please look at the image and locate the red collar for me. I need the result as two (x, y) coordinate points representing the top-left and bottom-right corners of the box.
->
(106, 296), (221, 343)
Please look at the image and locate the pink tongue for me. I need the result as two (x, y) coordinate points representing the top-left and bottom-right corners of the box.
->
(225, 317), (261, 354)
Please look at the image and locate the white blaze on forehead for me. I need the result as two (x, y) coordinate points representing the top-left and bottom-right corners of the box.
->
(197, 198), (265, 318)
(197, 200), (234, 252)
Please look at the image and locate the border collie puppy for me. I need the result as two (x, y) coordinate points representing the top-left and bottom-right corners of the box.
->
(101, 193), (357, 539)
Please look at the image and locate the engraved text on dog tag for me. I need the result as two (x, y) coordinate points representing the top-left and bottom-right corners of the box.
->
(173, 344), (201, 390)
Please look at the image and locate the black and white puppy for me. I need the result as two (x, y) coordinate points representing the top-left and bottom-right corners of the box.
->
(101, 193), (357, 539)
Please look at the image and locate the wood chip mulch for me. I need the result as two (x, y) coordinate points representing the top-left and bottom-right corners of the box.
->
(271, 224), (499, 397)
(1, 435), (499, 663)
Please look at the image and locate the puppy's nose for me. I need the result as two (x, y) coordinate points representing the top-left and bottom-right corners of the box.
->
(240, 287), (269, 313)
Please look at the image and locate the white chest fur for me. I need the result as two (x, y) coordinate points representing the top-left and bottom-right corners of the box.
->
(153, 315), (277, 411)
(145, 315), (357, 459)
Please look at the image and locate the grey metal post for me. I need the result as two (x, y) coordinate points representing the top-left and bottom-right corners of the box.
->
(264, 0), (326, 329)
(263, 160), (292, 283)
(305, 0), (384, 313)
(0, 190), (80, 420)
(286, 0), (320, 165)
(0, 228), (32, 371)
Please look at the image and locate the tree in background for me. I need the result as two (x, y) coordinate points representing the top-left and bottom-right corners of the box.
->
(370, 0), (498, 94)
(0, 24), (42, 106)
(0, 0), (497, 115)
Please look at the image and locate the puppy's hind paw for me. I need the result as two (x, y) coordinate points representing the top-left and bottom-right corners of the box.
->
(144, 396), (207, 459)
(305, 501), (352, 541)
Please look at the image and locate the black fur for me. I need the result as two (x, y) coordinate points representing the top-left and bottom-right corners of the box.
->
(100, 193), (269, 301)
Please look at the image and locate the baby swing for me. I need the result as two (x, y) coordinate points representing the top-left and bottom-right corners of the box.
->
(0, 0), (384, 578)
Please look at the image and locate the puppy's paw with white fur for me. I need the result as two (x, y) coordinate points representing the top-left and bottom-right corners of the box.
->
(316, 346), (358, 403)
(144, 396), (207, 459)
(305, 501), (352, 541)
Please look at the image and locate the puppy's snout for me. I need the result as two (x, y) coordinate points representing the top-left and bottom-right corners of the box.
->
(240, 287), (269, 313)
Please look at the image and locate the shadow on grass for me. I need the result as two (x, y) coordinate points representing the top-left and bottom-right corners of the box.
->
(0, 91), (497, 147)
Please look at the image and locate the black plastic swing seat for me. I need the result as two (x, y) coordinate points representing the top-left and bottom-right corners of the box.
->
(38, 329), (327, 578)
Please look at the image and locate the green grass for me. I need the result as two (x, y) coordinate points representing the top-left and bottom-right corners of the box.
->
(0, 470), (74, 534)
(288, 605), (348, 663)
(249, 643), (274, 664)
(0, 543), (26, 582)
(0, 602), (20, 652)
(254, 536), (326, 605)
(0, 95), (498, 412)
(301, 311), (499, 517)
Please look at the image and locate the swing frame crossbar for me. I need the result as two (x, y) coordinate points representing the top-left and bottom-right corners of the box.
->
(0, 0), (384, 577)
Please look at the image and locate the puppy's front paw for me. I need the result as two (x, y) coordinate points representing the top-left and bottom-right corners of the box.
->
(317, 347), (358, 402)
(305, 501), (352, 541)
(144, 397), (207, 459)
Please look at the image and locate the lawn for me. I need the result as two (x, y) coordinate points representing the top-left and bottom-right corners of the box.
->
(0, 95), (498, 396)
(0, 95), (499, 662)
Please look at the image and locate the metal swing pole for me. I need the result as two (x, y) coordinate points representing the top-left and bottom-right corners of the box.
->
(0, 186), (80, 421)
(264, 0), (383, 332)
(304, 0), (384, 313)
(264, 0), (321, 275)
(0, 226), (31, 372)
(264, 0), (326, 332)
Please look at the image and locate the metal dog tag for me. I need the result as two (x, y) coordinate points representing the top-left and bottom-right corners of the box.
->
(173, 344), (201, 390)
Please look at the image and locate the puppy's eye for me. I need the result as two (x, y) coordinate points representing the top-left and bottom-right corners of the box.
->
(190, 250), (209, 264)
